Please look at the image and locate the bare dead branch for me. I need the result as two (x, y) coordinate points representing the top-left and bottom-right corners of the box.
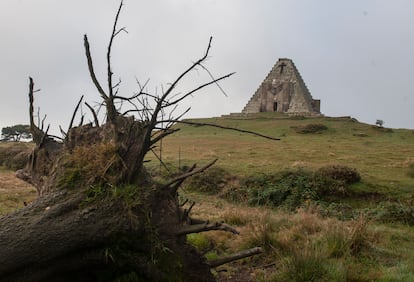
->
(208, 247), (262, 268)
(166, 72), (235, 108)
(181, 201), (196, 222)
(39, 124), (50, 147)
(36, 107), (40, 129)
(161, 36), (213, 105)
(150, 148), (171, 172)
(162, 120), (280, 141)
(199, 63), (229, 97)
(139, 37), (232, 163)
(84, 35), (108, 100)
(168, 164), (196, 193)
(134, 77), (150, 94)
(112, 78), (122, 90)
(179, 198), (189, 207)
(28, 77), (44, 144)
(113, 27), (128, 37)
(122, 109), (151, 116)
(68, 95), (84, 131)
(163, 159), (217, 190)
(150, 128), (180, 146)
(78, 115), (85, 127)
(47, 134), (64, 142)
(85, 102), (99, 127)
(59, 125), (67, 138)
(107, 1), (124, 99)
(41, 114), (47, 131)
(175, 221), (239, 236)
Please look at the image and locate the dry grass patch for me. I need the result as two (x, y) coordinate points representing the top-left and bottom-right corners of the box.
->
(0, 169), (37, 215)
(236, 207), (384, 280)
(0, 142), (32, 170)
(182, 194), (385, 280)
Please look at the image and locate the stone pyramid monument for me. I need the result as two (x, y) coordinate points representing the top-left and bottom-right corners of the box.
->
(242, 58), (321, 115)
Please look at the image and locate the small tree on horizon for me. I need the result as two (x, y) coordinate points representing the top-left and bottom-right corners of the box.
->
(375, 119), (384, 127)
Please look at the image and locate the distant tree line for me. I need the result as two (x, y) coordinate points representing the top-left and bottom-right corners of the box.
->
(1, 124), (32, 141)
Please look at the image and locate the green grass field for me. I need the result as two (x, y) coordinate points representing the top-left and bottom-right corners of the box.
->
(1, 114), (414, 281)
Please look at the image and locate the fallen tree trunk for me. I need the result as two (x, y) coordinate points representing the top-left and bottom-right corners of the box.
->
(0, 178), (218, 281)
(0, 120), (219, 281)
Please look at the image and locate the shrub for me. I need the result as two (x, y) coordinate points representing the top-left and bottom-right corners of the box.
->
(241, 168), (356, 210)
(10, 151), (30, 170)
(183, 166), (232, 194)
(294, 123), (328, 134)
(219, 185), (248, 203)
(243, 170), (317, 209)
(369, 200), (414, 225)
(317, 164), (361, 185)
(0, 143), (31, 170)
(311, 172), (349, 196)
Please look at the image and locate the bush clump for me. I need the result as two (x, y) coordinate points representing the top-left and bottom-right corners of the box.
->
(234, 166), (361, 210)
(365, 200), (414, 226)
(243, 170), (317, 209)
(317, 164), (361, 184)
(294, 123), (328, 134)
(0, 143), (31, 170)
(184, 166), (232, 194)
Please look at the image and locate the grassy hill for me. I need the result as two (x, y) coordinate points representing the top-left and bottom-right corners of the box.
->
(155, 113), (413, 195)
(1, 113), (414, 281)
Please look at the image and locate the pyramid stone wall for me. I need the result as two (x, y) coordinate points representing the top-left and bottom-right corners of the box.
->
(242, 58), (321, 115)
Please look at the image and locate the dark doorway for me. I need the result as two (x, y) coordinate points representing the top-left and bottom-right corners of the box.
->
(273, 102), (278, 112)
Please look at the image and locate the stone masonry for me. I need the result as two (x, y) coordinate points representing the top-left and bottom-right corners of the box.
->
(242, 58), (321, 115)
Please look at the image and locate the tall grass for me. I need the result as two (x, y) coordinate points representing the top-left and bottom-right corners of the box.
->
(238, 207), (385, 281)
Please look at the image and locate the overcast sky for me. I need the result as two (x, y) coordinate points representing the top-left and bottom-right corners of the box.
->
(1, 0), (413, 134)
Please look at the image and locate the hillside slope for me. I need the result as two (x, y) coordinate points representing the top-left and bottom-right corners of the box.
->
(154, 113), (414, 199)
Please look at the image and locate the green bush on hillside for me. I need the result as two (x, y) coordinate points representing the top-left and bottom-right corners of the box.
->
(294, 123), (328, 134)
(317, 164), (361, 185)
(237, 167), (361, 210)
(243, 170), (317, 209)
(365, 200), (414, 225)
